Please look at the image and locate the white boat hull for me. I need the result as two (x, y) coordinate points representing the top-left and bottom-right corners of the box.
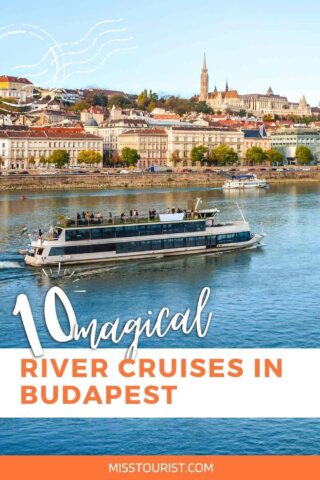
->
(24, 234), (264, 267)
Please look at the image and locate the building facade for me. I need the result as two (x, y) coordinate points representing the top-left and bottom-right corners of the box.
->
(242, 89), (311, 117)
(0, 76), (33, 102)
(85, 119), (148, 158)
(118, 129), (168, 168)
(0, 127), (103, 170)
(167, 126), (244, 166)
(81, 107), (105, 126)
(243, 127), (271, 157)
(270, 128), (320, 162)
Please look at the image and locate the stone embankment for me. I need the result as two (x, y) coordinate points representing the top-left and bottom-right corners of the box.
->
(1, 170), (320, 191)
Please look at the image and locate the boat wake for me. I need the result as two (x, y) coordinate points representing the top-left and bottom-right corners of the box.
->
(0, 261), (22, 269)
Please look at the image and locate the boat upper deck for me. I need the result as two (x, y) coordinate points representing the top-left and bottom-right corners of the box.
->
(56, 209), (219, 230)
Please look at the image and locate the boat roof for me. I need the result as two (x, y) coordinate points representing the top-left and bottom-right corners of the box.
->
(231, 174), (256, 179)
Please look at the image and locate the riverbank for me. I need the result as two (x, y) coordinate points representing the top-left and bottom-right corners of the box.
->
(1, 170), (320, 191)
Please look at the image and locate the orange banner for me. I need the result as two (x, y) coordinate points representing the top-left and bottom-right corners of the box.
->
(0, 456), (320, 480)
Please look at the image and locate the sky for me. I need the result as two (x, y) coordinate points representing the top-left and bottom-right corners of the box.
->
(0, 0), (319, 105)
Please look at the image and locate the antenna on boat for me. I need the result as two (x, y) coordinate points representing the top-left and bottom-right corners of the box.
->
(195, 197), (202, 212)
(236, 202), (246, 222)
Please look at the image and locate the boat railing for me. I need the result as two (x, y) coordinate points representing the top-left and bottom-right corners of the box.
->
(56, 211), (204, 228)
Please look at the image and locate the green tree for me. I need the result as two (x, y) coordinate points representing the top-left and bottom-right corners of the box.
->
(171, 149), (182, 166)
(190, 145), (208, 164)
(239, 109), (247, 118)
(92, 93), (108, 107)
(108, 95), (135, 109)
(295, 145), (313, 164)
(28, 156), (35, 166)
(48, 150), (70, 168)
(78, 150), (102, 167)
(137, 89), (158, 110)
(121, 147), (140, 166)
(262, 114), (273, 122)
(265, 148), (283, 165)
(210, 144), (238, 165)
(39, 155), (47, 165)
(68, 100), (91, 113)
(147, 101), (157, 113)
(193, 101), (213, 114)
(137, 89), (149, 109)
(108, 152), (121, 166)
(245, 146), (267, 165)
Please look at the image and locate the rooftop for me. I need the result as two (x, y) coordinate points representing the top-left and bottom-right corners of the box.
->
(0, 127), (102, 140)
(0, 75), (32, 85)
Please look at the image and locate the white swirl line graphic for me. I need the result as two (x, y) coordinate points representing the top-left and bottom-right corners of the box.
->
(0, 19), (137, 112)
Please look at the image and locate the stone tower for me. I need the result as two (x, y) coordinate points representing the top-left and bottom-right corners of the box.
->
(199, 53), (209, 101)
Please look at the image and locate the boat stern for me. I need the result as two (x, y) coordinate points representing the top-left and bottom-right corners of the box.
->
(24, 253), (44, 267)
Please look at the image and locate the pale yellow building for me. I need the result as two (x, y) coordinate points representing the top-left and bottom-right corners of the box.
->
(0, 76), (33, 102)
(167, 126), (244, 166)
(118, 128), (168, 168)
(0, 127), (103, 170)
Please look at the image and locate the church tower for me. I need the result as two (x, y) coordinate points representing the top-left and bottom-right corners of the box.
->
(199, 53), (209, 101)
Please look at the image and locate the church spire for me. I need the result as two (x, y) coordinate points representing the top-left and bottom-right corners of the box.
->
(202, 52), (207, 71)
(225, 80), (229, 92)
(199, 53), (209, 102)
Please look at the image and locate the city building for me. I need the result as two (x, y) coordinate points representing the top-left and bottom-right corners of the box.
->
(270, 127), (320, 162)
(81, 106), (105, 126)
(243, 126), (271, 156)
(58, 89), (84, 104)
(242, 89), (311, 117)
(0, 76), (33, 102)
(199, 55), (312, 117)
(85, 118), (148, 157)
(118, 128), (168, 168)
(167, 125), (244, 166)
(0, 127), (103, 170)
(28, 109), (80, 126)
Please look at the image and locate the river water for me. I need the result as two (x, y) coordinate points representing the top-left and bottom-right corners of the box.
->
(0, 184), (320, 454)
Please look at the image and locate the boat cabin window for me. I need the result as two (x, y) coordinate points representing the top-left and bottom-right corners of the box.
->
(64, 221), (206, 241)
(48, 231), (252, 257)
(36, 248), (44, 255)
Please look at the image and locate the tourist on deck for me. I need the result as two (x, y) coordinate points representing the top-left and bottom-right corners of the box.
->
(171, 207), (176, 214)
(108, 212), (113, 224)
(76, 213), (81, 224)
(130, 210), (133, 218)
(96, 212), (103, 223)
(85, 211), (90, 223)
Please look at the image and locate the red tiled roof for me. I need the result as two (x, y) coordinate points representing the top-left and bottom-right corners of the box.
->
(120, 128), (167, 136)
(0, 76), (32, 84)
(152, 114), (181, 120)
(0, 127), (102, 140)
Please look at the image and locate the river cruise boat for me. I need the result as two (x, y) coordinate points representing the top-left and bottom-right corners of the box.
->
(222, 174), (269, 189)
(23, 203), (264, 267)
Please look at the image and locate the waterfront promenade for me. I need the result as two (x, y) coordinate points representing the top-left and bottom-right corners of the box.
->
(1, 168), (320, 191)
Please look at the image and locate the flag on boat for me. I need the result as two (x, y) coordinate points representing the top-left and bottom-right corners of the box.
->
(21, 226), (28, 235)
